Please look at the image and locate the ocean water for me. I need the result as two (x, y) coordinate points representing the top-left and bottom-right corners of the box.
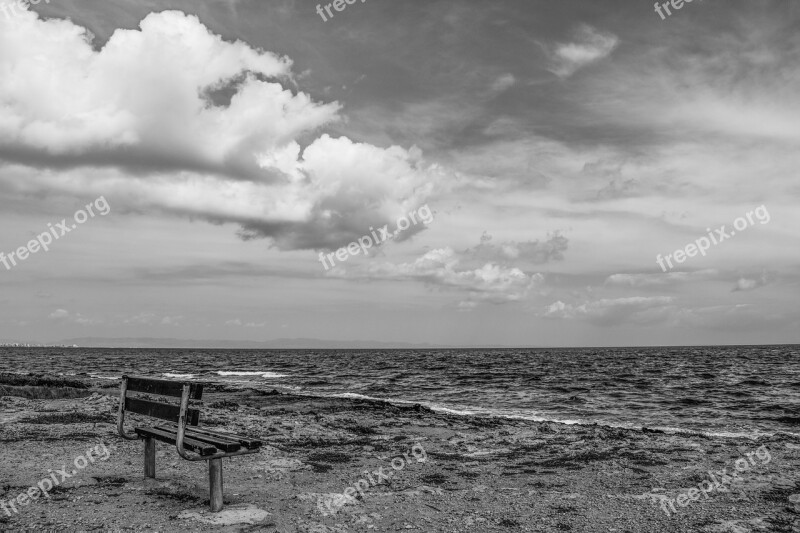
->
(1, 345), (798, 438)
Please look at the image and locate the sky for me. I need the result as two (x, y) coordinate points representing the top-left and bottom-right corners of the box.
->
(0, 0), (798, 347)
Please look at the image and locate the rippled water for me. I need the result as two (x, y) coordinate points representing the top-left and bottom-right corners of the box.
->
(2, 345), (798, 437)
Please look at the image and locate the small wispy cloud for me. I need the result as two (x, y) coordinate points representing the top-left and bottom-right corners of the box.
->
(541, 296), (675, 326)
(489, 73), (516, 95)
(733, 272), (771, 292)
(548, 24), (619, 78)
(48, 309), (100, 325)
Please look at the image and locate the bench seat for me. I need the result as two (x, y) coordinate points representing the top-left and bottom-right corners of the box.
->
(133, 425), (263, 455)
(157, 423), (263, 451)
(134, 426), (219, 455)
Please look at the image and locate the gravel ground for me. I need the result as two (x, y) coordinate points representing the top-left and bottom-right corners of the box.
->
(1, 379), (799, 532)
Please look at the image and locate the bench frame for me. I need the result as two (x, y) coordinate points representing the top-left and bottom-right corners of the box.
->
(117, 375), (260, 511)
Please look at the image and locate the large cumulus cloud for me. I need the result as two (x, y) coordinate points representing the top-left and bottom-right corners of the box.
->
(0, 9), (440, 250)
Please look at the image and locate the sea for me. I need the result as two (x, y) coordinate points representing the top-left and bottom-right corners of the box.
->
(2, 345), (798, 439)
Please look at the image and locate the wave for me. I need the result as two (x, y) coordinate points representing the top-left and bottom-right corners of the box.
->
(214, 371), (288, 378)
(88, 373), (121, 380)
(279, 389), (794, 439)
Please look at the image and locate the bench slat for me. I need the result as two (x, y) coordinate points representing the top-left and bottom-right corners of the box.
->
(156, 424), (241, 452)
(177, 425), (263, 449)
(160, 423), (262, 449)
(134, 426), (217, 455)
(125, 397), (200, 426)
(125, 375), (203, 399)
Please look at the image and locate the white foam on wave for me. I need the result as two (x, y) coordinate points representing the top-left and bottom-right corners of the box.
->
(215, 371), (287, 379)
(89, 374), (121, 380)
(311, 391), (604, 427)
(162, 373), (197, 379)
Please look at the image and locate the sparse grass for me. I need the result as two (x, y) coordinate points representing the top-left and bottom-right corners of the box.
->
(343, 423), (378, 436)
(535, 449), (620, 469)
(617, 449), (669, 466)
(145, 487), (202, 504)
(92, 476), (127, 486)
(307, 462), (334, 473)
(307, 452), (351, 463)
(197, 417), (226, 427)
(369, 441), (392, 452)
(0, 385), (93, 400)
(47, 484), (76, 500)
(428, 451), (464, 461)
(208, 400), (239, 411)
(287, 437), (343, 449)
(420, 473), (448, 485)
(290, 435), (374, 449)
(22, 412), (113, 425)
(762, 486), (797, 503)
(0, 373), (89, 389)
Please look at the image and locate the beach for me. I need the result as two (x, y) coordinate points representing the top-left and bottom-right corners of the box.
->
(1, 374), (799, 532)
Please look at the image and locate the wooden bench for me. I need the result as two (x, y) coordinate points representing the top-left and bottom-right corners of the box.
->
(116, 375), (262, 512)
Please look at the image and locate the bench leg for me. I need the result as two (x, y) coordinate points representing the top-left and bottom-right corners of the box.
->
(208, 458), (224, 512)
(144, 437), (156, 478)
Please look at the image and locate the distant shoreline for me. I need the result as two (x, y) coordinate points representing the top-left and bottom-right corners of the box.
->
(2, 340), (799, 349)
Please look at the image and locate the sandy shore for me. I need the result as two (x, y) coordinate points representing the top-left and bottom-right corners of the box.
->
(1, 374), (799, 532)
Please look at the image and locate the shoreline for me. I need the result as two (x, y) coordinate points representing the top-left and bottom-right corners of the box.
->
(1, 373), (799, 531)
(51, 371), (800, 440)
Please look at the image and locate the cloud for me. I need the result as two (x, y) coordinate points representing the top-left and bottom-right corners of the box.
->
(489, 73), (516, 95)
(542, 296), (675, 326)
(733, 272), (771, 292)
(160, 315), (184, 326)
(337, 248), (543, 305)
(0, 9), (442, 251)
(48, 308), (99, 325)
(325, 231), (559, 306)
(670, 304), (791, 331)
(463, 231), (568, 266)
(604, 270), (719, 288)
(0, 10), (303, 179)
(124, 312), (159, 325)
(226, 318), (266, 327)
(547, 24), (619, 78)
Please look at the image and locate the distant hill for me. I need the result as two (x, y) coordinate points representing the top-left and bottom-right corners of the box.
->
(57, 337), (448, 349)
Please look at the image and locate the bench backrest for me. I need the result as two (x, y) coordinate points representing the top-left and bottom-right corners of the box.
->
(120, 375), (204, 426)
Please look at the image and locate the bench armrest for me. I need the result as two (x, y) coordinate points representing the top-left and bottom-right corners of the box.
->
(175, 384), (205, 460)
(117, 376), (139, 441)
(175, 384), (261, 461)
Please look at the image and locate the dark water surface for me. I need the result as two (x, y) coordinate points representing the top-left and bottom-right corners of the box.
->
(2, 345), (798, 437)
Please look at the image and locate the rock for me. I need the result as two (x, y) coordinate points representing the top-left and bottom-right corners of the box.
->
(177, 504), (270, 525)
